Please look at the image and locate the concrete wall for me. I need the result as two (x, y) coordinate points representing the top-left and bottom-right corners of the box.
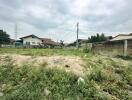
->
(93, 40), (132, 56)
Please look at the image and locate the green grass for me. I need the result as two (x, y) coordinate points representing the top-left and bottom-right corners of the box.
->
(0, 48), (91, 57)
(116, 55), (132, 60)
(0, 48), (132, 100)
(86, 56), (132, 100)
(0, 61), (109, 100)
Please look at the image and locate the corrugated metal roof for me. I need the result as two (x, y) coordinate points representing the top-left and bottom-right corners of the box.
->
(20, 34), (41, 39)
(41, 38), (59, 45)
(110, 33), (132, 41)
(20, 34), (59, 45)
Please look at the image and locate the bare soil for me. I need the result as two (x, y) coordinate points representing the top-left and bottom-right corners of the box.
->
(0, 54), (86, 76)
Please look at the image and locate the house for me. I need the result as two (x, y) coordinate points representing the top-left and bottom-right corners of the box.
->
(20, 34), (59, 47)
(66, 39), (88, 47)
(41, 38), (59, 47)
(93, 33), (132, 45)
(104, 33), (132, 46)
(93, 33), (132, 56)
(110, 33), (132, 41)
(10, 39), (15, 44)
(20, 34), (42, 46)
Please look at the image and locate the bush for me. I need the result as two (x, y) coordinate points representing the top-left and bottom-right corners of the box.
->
(82, 43), (92, 53)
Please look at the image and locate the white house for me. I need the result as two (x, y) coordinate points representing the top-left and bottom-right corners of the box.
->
(20, 34), (42, 46)
(20, 34), (59, 46)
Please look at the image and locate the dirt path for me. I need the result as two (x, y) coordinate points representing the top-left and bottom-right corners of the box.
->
(0, 54), (86, 76)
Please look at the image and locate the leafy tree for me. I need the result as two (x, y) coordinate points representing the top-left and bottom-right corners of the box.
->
(88, 33), (109, 43)
(0, 30), (10, 45)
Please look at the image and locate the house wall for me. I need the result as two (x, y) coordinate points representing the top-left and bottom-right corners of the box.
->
(23, 37), (42, 46)
(93, 40), (132, 56)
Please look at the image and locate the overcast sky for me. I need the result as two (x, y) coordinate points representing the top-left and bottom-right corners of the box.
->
(0, 0), (132, 43)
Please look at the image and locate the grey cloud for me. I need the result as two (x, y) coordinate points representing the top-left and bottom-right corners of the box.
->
(1, 0), (23, 8)
(0, 0), (132, 43)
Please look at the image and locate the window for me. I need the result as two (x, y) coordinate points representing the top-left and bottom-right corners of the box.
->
(26, 42), (30, 45)
(32, 42), (35, 44)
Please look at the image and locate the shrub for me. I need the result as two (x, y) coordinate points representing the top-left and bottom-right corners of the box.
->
(82, 43), (92, 53)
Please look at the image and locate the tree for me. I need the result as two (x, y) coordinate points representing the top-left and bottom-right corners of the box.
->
(0, 30), (10, 45)
(88, 33), (108, 43)
(60, 40), (64, 48)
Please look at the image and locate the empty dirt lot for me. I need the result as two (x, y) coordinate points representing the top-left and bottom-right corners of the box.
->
(0, 54), (86, 76)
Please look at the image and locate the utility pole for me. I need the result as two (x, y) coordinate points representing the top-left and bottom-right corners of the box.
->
(14, 23), (18, 47)
(76, 22), (79, 49)
(15, 23), (18, 41)
(124, 40), (128, 56)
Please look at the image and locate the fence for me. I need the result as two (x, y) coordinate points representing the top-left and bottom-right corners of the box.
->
(93, 40), (132, 56)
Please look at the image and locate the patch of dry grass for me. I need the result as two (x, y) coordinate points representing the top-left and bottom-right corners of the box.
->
(0, 48), (132, 99)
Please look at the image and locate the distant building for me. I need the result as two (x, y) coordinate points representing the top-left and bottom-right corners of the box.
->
(66, 39), (88, 47)
(10, 39), (15, 44)
(41, 38), (59, 47)
(20, 34), (42, 46)
(110, 33), (132, 41)
(93, 33), (132, 56)
(93, 33), (132, 44)
(20, 34), (59, 47)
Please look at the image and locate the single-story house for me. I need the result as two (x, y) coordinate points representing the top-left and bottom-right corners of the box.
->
(10, 39), (15, 44)
(41, 38), (59, 46)
(20, 34), (59, 47)
(20, 34), (42, 46)
(103, 33), (132, 46)
(66, 39), (88, 47)
(93, 33), (132, 56)
(110, 33), (132, 41)
(93, 33), (132, 45)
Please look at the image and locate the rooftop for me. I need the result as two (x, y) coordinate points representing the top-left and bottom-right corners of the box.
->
(110, 33), (132, 41)
(20, 34), (59, 45)
(20, 34), (40, 39)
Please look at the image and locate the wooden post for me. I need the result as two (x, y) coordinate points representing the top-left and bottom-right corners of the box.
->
(124, 40), (127, 56)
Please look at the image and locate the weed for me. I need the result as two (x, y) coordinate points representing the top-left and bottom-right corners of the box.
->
(116, 55), (132, 60)
(0, 48), (131, 99)
(0, 63), (101, 100)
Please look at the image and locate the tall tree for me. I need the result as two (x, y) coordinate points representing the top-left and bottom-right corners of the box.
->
(0, 30), (10, 45)
(88, 33), (108, 43)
